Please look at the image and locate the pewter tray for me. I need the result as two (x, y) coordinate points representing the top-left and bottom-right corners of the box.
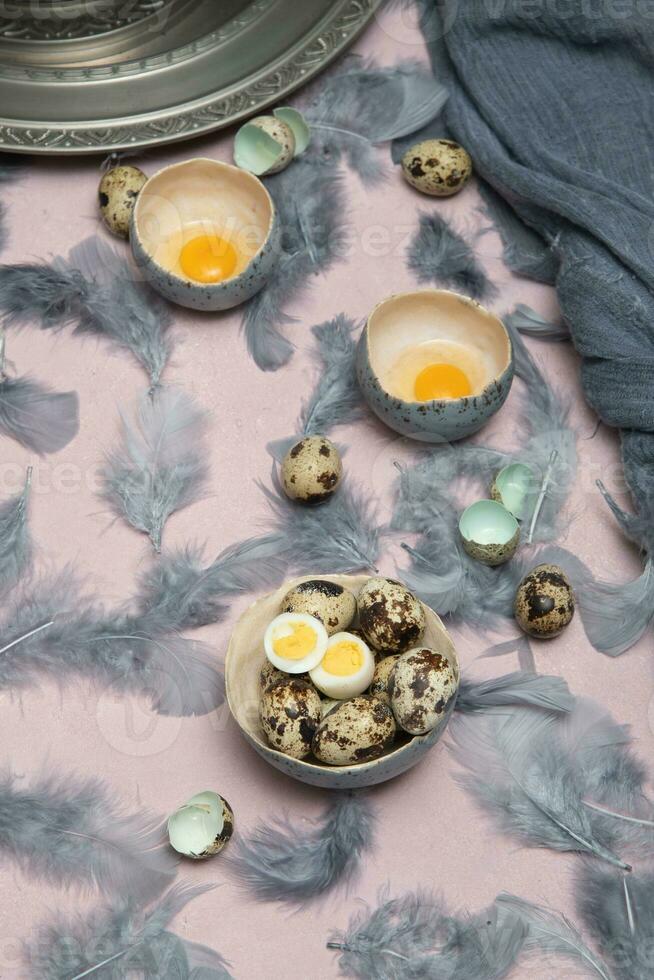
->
(0, 0), (381, 154)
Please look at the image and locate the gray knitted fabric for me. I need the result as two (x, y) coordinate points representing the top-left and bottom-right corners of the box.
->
(425, 1), (654, 539)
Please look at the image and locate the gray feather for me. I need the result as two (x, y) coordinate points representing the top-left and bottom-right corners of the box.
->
(267, 314), (365, 460)
(137, 534), (287, 632)
(0, 571), (225, 716)
(505, 303), (569, 341)
(407, 212), (495, 300)
(456, 671), (574, 715)
(497, 894), (612, 979)
(0, 771), (176, 900)
(0, 468), (32, 594)
(307, 60), (448, 184)
(449, 699), (648, 870)
(577, 865), (654, 979)
(101, 387), (208, 551)
(0, 154), (21, 255)
(260, 469), (380, 574)
(241, 165), (348, 371)
(478, 180), (558, 283)
(329, 889), (527, 979)
(0, 237), (172, 386)
(228, 793), (374, 904)
(24, 882), (232, 980)
(0, 375), (79, 454)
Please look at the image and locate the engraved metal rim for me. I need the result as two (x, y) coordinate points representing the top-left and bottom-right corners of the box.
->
(0, 0), (383, 155)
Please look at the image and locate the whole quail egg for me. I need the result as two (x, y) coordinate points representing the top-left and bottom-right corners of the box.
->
(357, 578), (425, 654)
(281, 436), (343, 504)
(401, 139), (472, 197)
(167, 790), (234, 859)
(281, 579), (356, 634)
(309, 632), (375, 700)
(312, 695), (396, 766)
(514, 564), (575, 639)
(99, 165), (148, 239)
(260, 678), (322, 759)
(391, 647), (458, 735)
(369, 655), (399, 705)
(259, 659), (287, 693)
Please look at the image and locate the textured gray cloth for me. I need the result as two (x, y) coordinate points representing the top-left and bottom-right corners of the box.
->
(425, 1), (654, 537)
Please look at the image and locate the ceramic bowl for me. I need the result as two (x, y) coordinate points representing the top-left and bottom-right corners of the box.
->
(130, 158), (281, 311)
(225, 573), (460, 789)
(356, 290), (514, 442)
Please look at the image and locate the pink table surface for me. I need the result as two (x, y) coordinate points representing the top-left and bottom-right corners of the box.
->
(0, 6), (650, 979)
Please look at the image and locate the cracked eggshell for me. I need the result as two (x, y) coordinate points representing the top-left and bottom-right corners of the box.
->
(167, 790), (234, 860)
(459, 499), (520, 566)
(260, 678), (322, 759)
(281, 579), (356, 634)
(514, 563), (575, 639)
(391, 647), (458, 735)
(235, 115), (296, 176)
(312, 695), (396, 766)
(357, 290), (514, 443)
(357, 577), (425, 655)
(401, 139), (472, 197)
(369, 655), (400, 704)
(281, 436), (342, 503)
(490, 463), (537, 520)
(273, 107), (311, 154)
(99, 165), (147, 239)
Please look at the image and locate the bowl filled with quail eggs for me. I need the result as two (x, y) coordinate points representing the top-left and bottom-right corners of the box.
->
(225, 574), (460, 789)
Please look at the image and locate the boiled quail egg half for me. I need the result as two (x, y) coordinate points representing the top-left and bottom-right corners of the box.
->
(309, 631), (375, 700)
(264, 612), (328, 673)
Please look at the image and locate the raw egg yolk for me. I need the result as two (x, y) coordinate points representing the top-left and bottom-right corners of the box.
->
(321, 640), (364, 677)
(180, 235), (237, 284)
(273, 622), (317, 661)
(414, 363), (472, 401)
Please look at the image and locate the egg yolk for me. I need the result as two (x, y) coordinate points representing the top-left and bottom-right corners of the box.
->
(321, 641), (364, 677)
(179, 235), (237, 284)
(414, 363), (472, 401)
(273, 622), (317, 661)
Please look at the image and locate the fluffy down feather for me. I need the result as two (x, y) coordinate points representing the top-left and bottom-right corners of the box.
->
(260, 468), (380, 574)
(137, 535), (287, 633)
(0, 571), (225, 717)
(0, 375), (79, 454)
(267, 314), (365, 460)
(505, 303), (569, 341)
(101, 387), (208, 551)
(329, 889), (527, 979)
(407, 212), (495, 300)
(24, 883), (232, 979)
(227, 794), (374, 904)
(456, 671), (574, 715)
(0, 468), (32, 594)
(0, 772), (175, 900)
(577, 865), (654, 979)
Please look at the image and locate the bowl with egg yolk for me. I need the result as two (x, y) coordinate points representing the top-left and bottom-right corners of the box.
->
(130, 158), (280, 311)
(356, 290), (514, 442)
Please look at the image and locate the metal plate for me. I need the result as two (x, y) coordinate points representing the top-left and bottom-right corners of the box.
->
(0, 0), (382, 154)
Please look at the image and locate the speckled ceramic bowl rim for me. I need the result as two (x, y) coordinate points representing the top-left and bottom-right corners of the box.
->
(225, 573), (461, 777)
(364, 288), (513, 407)
(131, 157), (276, 291)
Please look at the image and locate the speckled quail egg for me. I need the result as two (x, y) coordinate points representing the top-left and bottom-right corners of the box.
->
(260, 678), (322, 759)
(357, 578), (425, 654)
(281, 579), (356, 634)
(514, 564), (575, 639)
(391, 647), (458, 735)
(309, 632), (375, 700)
(264, 612), (328, 674)
(320, 698), (341, 718)
(401, 139), (472, 197)
(312, 695), (397, 766)
(99, 165), (148, 239)
(259, 659), (287, 693)
(281, 436), (343, 503)
(459, 499), (520, 566)
(369, 655), (400, 705)
(167, 790), (234, 859)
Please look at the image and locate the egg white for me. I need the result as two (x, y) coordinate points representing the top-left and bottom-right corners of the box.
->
(309, 632), (375, 700)
(264, 612), (328, 674)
